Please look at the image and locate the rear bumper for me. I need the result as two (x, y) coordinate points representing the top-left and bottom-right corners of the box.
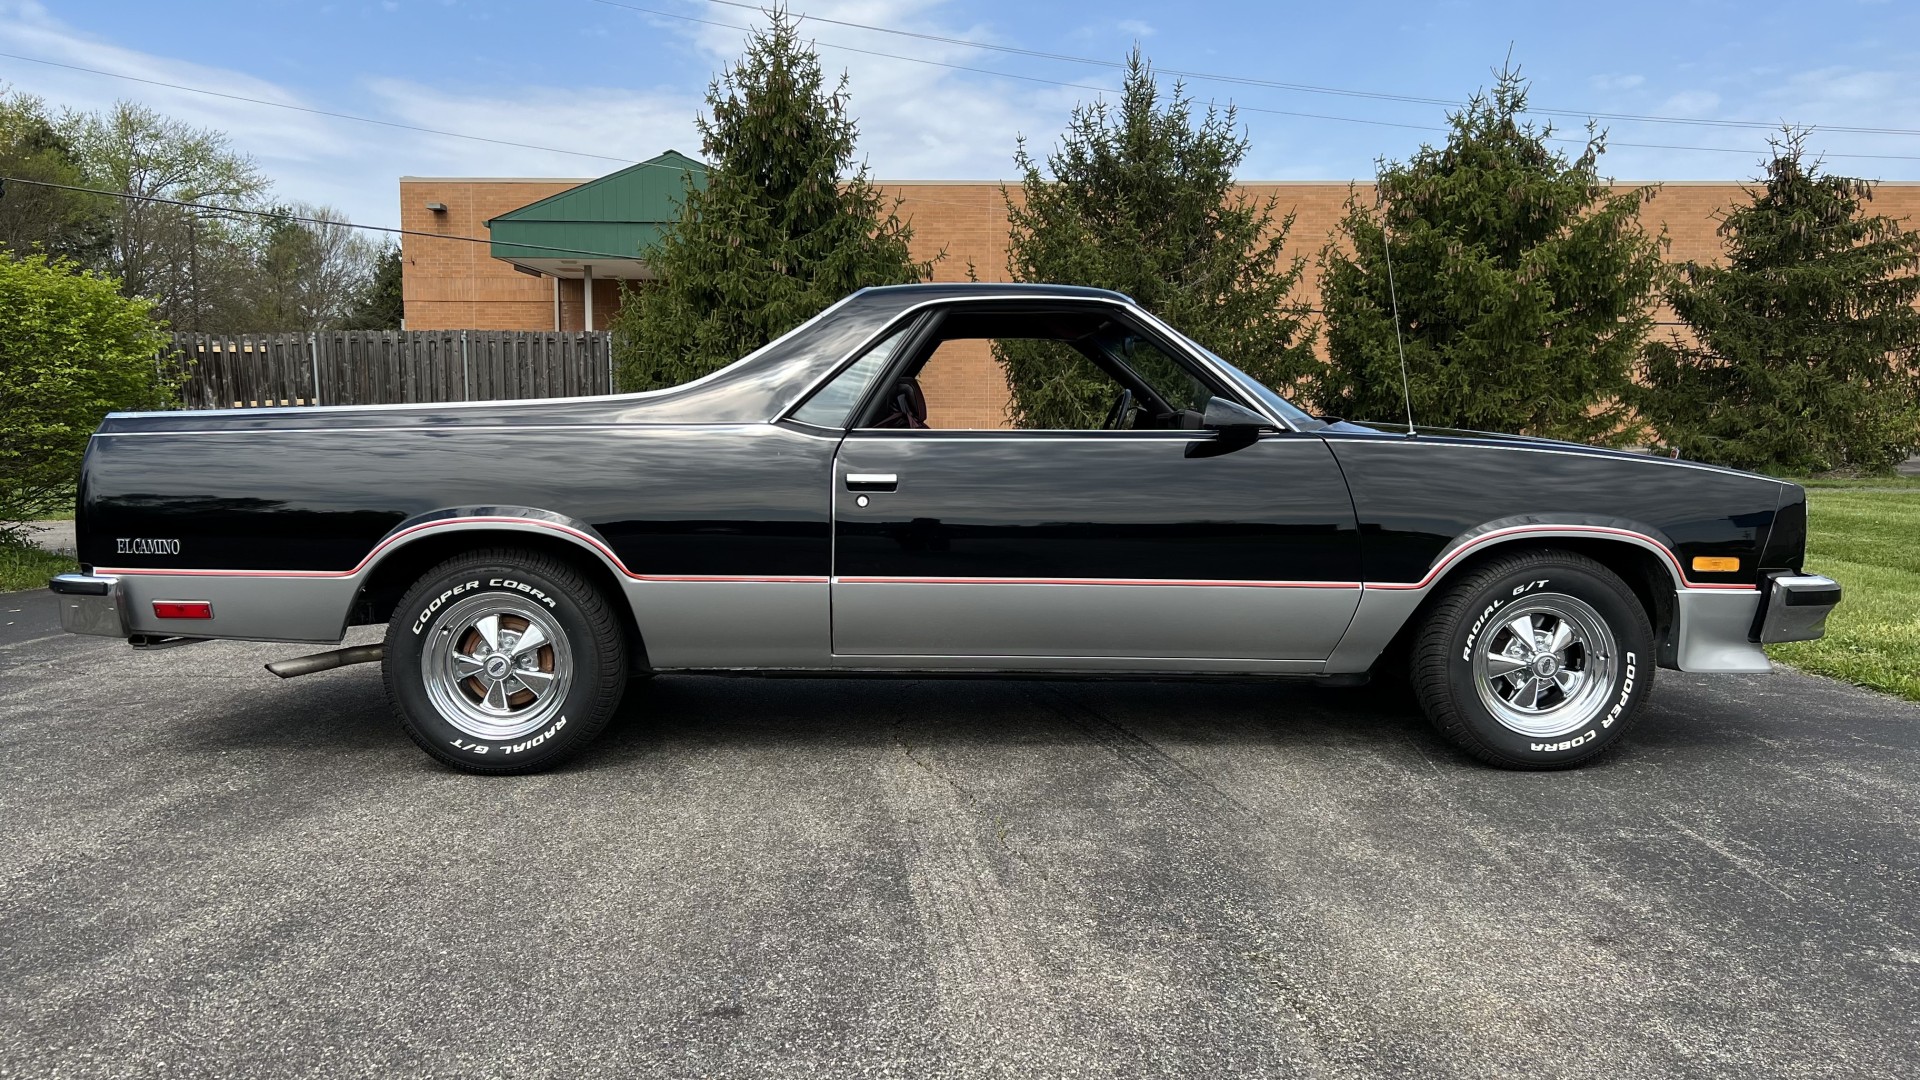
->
(1755, 572), (1842, 644)
(48, 573), (129, 638)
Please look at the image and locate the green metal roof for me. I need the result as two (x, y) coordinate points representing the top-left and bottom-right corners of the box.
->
(486, 150), (707, 270)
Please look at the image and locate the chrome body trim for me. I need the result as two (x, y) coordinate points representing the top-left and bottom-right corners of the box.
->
(774, 293), (1297, 431)
(1757, 573), (1841, 644)
(49, 574), (129, 638)
(819, 653), (1326, 675)
(105, 292), (867, 422)
(1326, 431), (1795, 486)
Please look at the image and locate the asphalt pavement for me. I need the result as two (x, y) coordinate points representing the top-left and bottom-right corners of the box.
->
(1, 587), (1916, 1078)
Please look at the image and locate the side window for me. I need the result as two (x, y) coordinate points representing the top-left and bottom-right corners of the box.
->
(915, 339), (1026, 429)
(1107, 331), (1213, 415)
(993, 338), (1130, 431)
(790, 325), (909, 428)
(845, 307), (1229, 433)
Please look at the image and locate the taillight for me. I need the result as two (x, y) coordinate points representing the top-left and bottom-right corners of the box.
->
(152, 601), (213, 619)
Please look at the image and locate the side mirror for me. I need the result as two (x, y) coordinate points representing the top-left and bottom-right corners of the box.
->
(1202, 397), (1272, 437)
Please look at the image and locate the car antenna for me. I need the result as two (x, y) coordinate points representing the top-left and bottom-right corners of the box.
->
(1381, 210), (1416, 437)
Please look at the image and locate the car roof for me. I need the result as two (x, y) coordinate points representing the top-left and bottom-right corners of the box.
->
(851, 282), (1137, 306)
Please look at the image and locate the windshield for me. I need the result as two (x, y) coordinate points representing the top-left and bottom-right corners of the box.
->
(1186, 342), (1323, 430)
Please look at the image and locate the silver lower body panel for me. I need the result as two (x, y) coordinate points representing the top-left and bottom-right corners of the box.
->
(1669, 589), (1770, 673)
(830, 581), (1360, 660)
(625, 579), (830, 668)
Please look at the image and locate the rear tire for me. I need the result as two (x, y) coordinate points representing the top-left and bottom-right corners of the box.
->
(383, 548), (627, 773)
(1412, 549), (1654, 769)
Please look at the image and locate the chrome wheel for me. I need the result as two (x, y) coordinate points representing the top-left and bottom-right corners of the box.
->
(1471, 594), (1616, 739)
(420, 593), (572, 741)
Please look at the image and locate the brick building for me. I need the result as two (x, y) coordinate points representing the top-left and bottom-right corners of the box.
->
(398, 160), (1920, 425)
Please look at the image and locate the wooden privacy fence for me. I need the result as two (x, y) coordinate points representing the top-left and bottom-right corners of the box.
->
(168, 330), (615, 410)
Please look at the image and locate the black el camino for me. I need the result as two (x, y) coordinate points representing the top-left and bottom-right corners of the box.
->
(51, 283), (1841, 773)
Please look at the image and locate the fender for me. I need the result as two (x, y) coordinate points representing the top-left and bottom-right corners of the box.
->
(1324, 517), (1749, 675)
(1383, 514), (1699, 593)
(356, 506), (630, 584)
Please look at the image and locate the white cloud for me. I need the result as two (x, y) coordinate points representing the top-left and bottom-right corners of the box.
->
(1589, 73), (1645, 92)
(0, 0), (1099, 226)
(1117, 19), (1156, 38)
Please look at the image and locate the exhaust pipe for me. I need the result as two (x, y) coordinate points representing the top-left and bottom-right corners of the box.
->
(266, 644), (385, 679)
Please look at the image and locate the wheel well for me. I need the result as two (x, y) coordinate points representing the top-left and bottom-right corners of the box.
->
(351, 529), (649, 669)
(1370, 537), (1675, 675)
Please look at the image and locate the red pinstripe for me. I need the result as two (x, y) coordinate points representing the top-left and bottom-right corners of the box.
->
(92, 517), (1756, 592)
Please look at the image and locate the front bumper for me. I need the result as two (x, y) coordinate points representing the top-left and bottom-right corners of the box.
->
(1755, 572), (1842, 644)
(1666, 571), (1842, 673)
(48, 573), (129, 638)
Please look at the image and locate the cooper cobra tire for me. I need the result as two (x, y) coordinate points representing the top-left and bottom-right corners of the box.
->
(384, 548), (627, 774)
(1412, 549), (1654, 770)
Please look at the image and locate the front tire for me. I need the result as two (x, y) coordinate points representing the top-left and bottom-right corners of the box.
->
(1412, 549), (1654, 769)
(384, 548), (627, 773)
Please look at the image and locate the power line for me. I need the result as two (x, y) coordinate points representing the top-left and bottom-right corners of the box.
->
(583, 1), (1920, 161)
(0, 175), (654, 262)
(689, 0), (1920, 139)
(10, 14), (1920, 172)
(0, 51), (637, 165)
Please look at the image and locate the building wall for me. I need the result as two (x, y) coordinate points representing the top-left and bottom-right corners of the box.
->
(399, 178), (625, 332)
(400, 177), (1920, 423)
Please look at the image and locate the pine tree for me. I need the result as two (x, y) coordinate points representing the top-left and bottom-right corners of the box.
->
(613, 11), (934, 391)
(1313, 67), (1666, 442)
(345, 244), (404, 330)
(997, 51), (1316, 429)
(1638, 132), (1920, 474)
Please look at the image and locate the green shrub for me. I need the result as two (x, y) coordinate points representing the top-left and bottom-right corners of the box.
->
(0, 252), (172, 542)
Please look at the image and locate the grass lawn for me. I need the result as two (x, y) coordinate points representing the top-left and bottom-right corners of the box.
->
(1769, 487), (1920, 701)
(0, 542), (76, 594)
(1796, 476), (1920, 491)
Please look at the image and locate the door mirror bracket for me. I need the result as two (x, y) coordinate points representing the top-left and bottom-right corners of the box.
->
(1188, 397), (1274, 457)
(1202, 397), (1272, 437)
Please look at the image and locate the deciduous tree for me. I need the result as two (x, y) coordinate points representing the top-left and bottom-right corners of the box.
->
(0, 88), (111, 265)
(64, 101), (269, 330)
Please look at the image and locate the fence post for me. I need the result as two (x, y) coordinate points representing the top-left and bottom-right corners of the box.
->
(461, 330), (471, 401)
(308, 332), (321, 406)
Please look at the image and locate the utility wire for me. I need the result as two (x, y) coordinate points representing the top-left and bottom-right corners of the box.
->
(0, 51), (635, 165)
(11, 11), (1920, 172)
(583, 1), (1920, 161)
(690, 0), (1920, 139)
(0, 175), (654, 261)
(2, 175), (1709, 331)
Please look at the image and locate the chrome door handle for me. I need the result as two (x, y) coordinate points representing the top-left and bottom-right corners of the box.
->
(845, 473), (898, 492)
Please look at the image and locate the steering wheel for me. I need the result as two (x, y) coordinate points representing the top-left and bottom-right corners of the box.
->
(1102, 388), (1135, 430)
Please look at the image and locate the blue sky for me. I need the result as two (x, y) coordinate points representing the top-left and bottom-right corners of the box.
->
(5, 0), (1919, 228)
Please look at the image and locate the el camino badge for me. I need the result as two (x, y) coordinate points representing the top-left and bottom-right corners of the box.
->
(116, 537), (181, 555)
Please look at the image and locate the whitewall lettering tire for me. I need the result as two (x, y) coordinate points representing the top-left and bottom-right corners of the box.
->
(1413, 549), (1654, 769)
(383, 548), (627, 774)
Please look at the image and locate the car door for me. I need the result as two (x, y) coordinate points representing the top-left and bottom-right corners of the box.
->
(825, 307), (1362, 668)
